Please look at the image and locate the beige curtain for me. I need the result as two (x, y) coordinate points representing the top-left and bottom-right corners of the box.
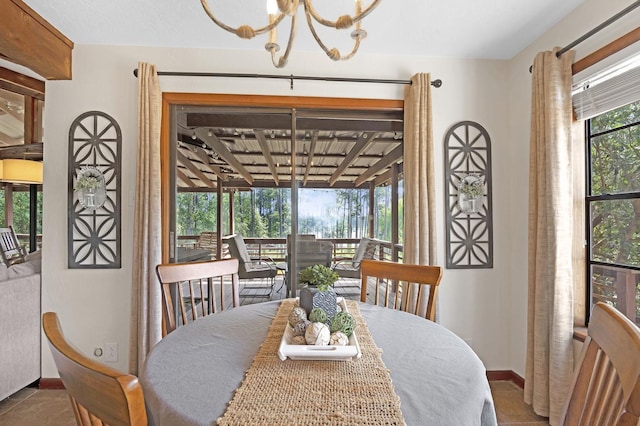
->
(524, 48), (580, 425)
(403, 73), (437, 315)
(129, 62), (163, 374)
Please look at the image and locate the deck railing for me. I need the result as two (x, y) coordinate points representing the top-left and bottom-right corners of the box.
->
(592, 264), (640, 326)
(177, 235), (402, 263)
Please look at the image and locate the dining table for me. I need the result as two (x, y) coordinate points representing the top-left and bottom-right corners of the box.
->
(141, 299), (498, 426)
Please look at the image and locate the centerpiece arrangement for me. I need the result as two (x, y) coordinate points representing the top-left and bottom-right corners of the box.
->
(278, 265), (359, 359)
(298, 264), (339, 320)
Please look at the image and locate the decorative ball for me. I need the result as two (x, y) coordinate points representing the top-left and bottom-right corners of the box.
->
(292, 319), (311, 336)
(288, 307), (307, 327)
(305, 322), (330, 345)
(309, 307), (328, 324)
(329, 331), (349, 346)
(330, 312), (355, 337)
(291, 335), (307, 345)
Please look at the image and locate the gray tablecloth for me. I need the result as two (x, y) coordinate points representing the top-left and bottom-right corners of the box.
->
(141, 301), (497, 426)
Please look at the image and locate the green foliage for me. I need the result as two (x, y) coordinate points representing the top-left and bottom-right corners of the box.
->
(298, 264), (338, 291)
(176, 185), (403, 243)
(0, 189), (43, 247)
(587, 100), (640, 324)
(458, 176), (484, 197)
(75, 176), (101, 189)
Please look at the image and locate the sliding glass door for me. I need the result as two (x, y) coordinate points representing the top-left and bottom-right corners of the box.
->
(163, 94), (404, 302)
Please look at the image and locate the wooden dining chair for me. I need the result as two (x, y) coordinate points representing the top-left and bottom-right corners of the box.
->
(360, 259), (443, 321)
(558, 302), (640, 425)
(42, 312), (147, 426)
(156, 258), (240, 335)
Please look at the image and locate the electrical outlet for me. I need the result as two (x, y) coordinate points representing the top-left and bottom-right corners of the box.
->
(93, 346), (103, 358)
(104, 342), (118, 362)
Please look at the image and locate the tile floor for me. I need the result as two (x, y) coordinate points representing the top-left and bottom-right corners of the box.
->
(0, 380), (548, 425)
(490, 381), (549, 425)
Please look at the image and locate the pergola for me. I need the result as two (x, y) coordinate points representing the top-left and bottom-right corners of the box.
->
(171, 104), (405, 293)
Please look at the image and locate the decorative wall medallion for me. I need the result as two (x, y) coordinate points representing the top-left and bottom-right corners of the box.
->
(444, 121), (493, 269)
(67, 111), (122, 268)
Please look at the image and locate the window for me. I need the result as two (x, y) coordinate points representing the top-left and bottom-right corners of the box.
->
(586, 99), (640, 326)
(0, 68), (45, 252)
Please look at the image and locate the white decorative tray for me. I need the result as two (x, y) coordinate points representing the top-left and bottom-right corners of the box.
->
(277, 297), (362, 361)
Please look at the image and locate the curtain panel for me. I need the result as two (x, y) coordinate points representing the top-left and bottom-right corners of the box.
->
(524, 48), (580, 425)
(129, 62), (163, 374)
(403, 73), (437, 316)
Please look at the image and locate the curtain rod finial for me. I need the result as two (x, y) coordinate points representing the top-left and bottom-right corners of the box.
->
(431, 79), (442, 88)
(133, 68), (139, 78)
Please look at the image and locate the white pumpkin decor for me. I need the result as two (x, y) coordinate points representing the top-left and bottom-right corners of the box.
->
(305, 322), (330, 345)
(329, 331), (349, 346)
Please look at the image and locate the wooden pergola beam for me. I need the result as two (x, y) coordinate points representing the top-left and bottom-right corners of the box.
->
(302, 131), (319, 186)
(195, 128), (254, 185)
(329, 131), (377, 186)
(355, 145), (402, 187)
(186, 145), (228, 181)
(177, 169), (198, 188)
(177, 151), (216, 188)
(0, 0), (73, 80)
(254, 130), (280, 185)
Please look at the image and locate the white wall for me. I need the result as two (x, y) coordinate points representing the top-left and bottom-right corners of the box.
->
(41, 44), (513, 376)
(40, 0), (640, 380)
(505, 0), (640, 377)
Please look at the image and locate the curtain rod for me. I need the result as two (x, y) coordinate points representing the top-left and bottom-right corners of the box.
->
(131, 69), (443, 90)
(529, 0), (640, 73)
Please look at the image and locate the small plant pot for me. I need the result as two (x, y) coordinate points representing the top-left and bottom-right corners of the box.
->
(458, 193), (483, 215)
(299, 286), (337, 323)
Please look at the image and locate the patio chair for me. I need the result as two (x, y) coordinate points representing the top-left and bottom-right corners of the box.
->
(0, 226), (26, 266)
(42, 312), (147, 426)
(332, 237), (378, 295)
(224, 234), (277, 299)
(360, 259), (443, 321)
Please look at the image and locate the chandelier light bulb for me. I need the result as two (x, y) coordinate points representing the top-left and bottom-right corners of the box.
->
(266, 0), (278, 15)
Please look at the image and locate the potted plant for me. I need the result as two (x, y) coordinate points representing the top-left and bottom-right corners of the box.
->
(75, 168), (107, 210)
(458, 174), (484, 214)
(298, 264), (339, 321)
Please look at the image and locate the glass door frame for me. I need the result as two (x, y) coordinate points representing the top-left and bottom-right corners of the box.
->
(160, 93), (403, 296)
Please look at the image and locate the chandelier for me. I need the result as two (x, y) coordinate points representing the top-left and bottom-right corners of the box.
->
(200, 0), (382, 68)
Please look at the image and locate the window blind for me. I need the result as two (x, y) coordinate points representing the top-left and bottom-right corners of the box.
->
(572, 54), (640, 121)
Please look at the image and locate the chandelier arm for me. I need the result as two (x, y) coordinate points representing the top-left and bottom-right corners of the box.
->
(270, 11), (297, 68)
(304, 0), (382, 29)
(201, 0), (285, 37)
(304, 7), (337, 59)
(304, 8), (362, 61)
(337, 37), (362, 61)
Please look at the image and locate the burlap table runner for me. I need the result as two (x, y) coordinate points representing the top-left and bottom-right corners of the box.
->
(217, 298), (405, 425)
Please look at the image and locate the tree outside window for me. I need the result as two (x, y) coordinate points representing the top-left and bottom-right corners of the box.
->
(587, 100), (640, 326)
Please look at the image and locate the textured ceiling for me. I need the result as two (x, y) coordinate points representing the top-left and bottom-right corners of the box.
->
(22, 0), (586, 60)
